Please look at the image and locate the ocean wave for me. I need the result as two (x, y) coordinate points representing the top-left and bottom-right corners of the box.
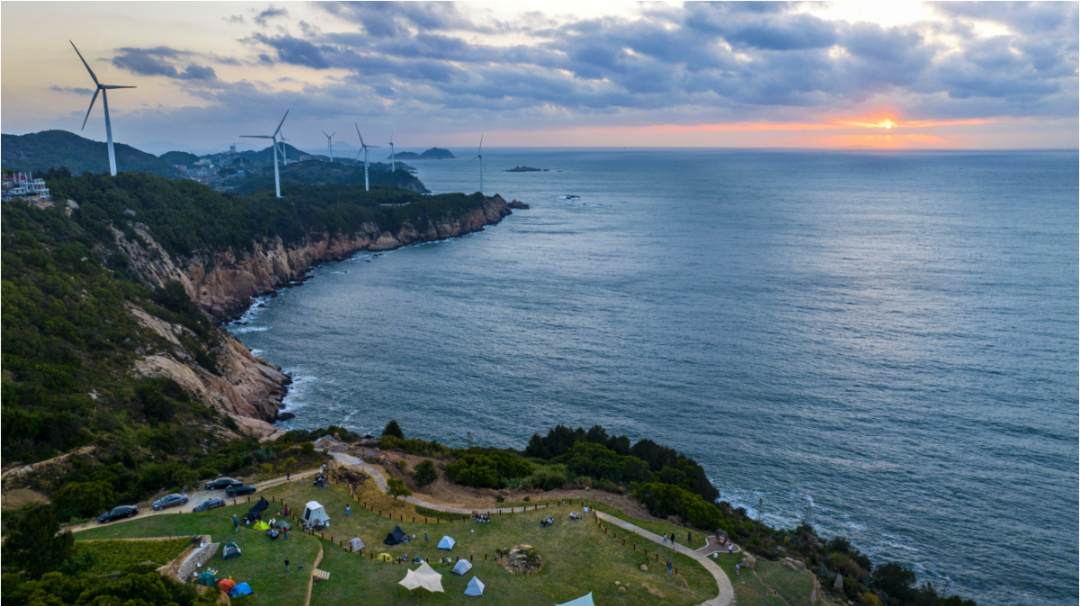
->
(280, 371), (316, 412)
(250, 349), (264, 358)
(233, 295), (272, 325)
(230, 325), (271, 334)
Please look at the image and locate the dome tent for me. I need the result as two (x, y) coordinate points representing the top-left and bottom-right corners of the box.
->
(346, 537), (365, 552)
(464, 576), (485, 596)
(451, 559), (473, 576)
(384, 525), (408, 545)
(437, 536), (456, 550)
(222, 542), (241, 560)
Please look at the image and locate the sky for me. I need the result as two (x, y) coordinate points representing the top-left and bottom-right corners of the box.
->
(2, 1), (1077, 153)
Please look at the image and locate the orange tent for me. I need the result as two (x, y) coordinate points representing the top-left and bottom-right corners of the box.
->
(218, 579), (237, 593)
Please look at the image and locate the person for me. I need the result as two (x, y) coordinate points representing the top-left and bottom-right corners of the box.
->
(232, 515), (239, 534)
(668, 560), (673, 575)
(583, 506), (589, 515)
(688, 532), (692, 544)
(346, 505), (350, 516)
(663, 534), (668, 545)
(286, 473), (291, 481)
(285, 559), (290, 571)
(283, 527), (288, 540)
(736, 563), (740, 576)
(728, 544), (733, 554)
(671, 532), (676, 544)
(425, 533), (429, 543)
(321, 463), (327, 474)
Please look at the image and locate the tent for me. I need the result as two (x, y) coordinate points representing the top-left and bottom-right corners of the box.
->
(437, 536), (456, 550)
(197, 571), (217, 586)
(302, 501), (330, 526)
(384, 525), (408, 545)
(556, 593), (596, 606)
(222, 542), (242, 560)
(451, 559), (473, 576)
(399, 561), (444, 594)
(252, 520), (270, 530)
(246, 497), (269, 520)
(346, 538), (365, 552)
(377, 553), (393, 562)
(229, 583), (253, 598)
(273, 519), (292, 530)
(464, 576), (485, 597)
(217, 579), (236, 593)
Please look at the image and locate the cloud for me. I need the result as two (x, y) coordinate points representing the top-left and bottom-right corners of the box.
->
(253, 6), (288, 27)
(50, 85), (94, 95)
(251, 34), (332, 69)
(225, 14), (244, 24)
(111, 47), (217, 81)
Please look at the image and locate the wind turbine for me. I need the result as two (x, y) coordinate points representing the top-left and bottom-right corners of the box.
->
(240, 110), (289, 198)
(469, 135), (484, 195)
(387, 132), (395, 172)
(322, 131), (336, 163)
(70, 41), (135, 177)
(278, 129), (291, 165)
(354, 124), (380, 192)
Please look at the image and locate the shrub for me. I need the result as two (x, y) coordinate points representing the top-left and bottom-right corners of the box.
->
(4, 504), (74, 579)
(445, 450), (533, 489)
(411, 460), (438, 487)
(636, 482), (723, 530)
(387, 478), (412, 499)
(301, 442), (315, 455)
(382, 420), (404, 439)
(53, 481), (116, 520)
(396, 460), (408, 471)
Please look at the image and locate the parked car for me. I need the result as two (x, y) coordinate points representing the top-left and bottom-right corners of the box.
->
(98, 505), (138, 523)
(205, 477), (243, 490)
(152, 493), (189, 511)
(225, 484), (257, 498)
(193, 498), (226, 513)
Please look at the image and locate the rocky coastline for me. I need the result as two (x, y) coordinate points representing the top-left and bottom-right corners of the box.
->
(120, 194), (517, 439)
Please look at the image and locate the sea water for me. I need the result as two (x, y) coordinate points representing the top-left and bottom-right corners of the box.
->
(230, 149), (1078, 605)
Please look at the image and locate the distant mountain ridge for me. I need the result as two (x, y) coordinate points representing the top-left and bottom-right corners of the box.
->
(390, 147), (456, 160)
(1, 130), (182, 178)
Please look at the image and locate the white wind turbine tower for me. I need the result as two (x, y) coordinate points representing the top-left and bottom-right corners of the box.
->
(278, 130), (291, 165)
(70, 41), (135, 177)
(240, 110), (289, 198)
(468, 135), (484, 195)
(353, 123), (380, 192)
(387, 132), (395, 172)
(323, 131), (337, 163)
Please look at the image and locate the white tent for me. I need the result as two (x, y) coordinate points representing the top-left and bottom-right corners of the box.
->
(302, 501), (330, 526)
(437, 536), (456, 550)
(556, 593), (595, 606)
(399, 561), (444, 594)
(451, 559), (473, 576)
(346, 537), (365, 552)
(464, 576), (485, 596)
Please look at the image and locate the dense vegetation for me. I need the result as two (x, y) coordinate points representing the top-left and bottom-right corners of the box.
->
(224, 159), (428, 195)
(159, 151), (200, 166)
(69, 538), (191, 576)
(1, 131), (182, 177)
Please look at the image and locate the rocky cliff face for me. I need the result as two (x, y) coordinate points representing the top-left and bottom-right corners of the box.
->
(118, 194), (514, 438)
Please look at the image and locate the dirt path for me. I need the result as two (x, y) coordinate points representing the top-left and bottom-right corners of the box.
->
(66, 469), (321, 534)
(596, 511), (735, 606)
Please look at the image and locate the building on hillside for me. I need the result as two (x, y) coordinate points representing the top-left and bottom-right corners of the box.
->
(2, 172), (51, 202)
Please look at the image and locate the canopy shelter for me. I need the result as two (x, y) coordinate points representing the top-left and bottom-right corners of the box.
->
(346, 537), (365, 552)
(302, 501), (330, 526)
(399, 561), (444, 594)
(197, 571), (217, 586)
(437, 536), (456, 550)
(556, 593), (595, 606)
(384, 525), (408, 545)
(229, 583), (253, 598)
(217, 579), (236, 593)
(252, 520), (270, 530)
(464, 576), (485, 597)
(246, 497), (269, 520)
(222, 542), (242, 560)
(273, 519), (292, 530)
(451, 559), (473, 576)
(377, 553), (393, 562)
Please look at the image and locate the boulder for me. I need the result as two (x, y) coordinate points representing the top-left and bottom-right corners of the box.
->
(741, 553), (757, 568)
(618, 587), (626, 594)
(640, 564), (648, 572)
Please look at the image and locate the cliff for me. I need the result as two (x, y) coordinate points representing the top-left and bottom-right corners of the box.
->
(115, 194), (514, 437)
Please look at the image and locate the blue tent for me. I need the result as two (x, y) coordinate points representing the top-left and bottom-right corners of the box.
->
(556, 593), (595, 606)
(464, 576), (485, 596)
(229, 583), (253, 598)
(451, 559), (473, 576)
(437, 536), (456, 550)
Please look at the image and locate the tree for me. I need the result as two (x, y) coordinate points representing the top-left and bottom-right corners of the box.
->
(387, 478), (412, 499)
(382, 419), (404, 439)
(4, 504), (74, 579)
(411, 460), (438, 487)
(53, 481), (116, 520)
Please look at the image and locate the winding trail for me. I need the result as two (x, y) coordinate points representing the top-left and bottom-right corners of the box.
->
(330, 451), (735, 606)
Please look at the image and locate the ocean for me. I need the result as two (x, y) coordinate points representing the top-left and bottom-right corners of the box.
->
(229, 149), (1079, 605)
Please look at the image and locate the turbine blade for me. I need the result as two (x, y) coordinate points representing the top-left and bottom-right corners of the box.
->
(240, 135), (273, 139)
(479, 134), (483, 154)
(70, 41), (99, 86)
(274, 110), (290, 137)
(322, 130), (329, 138)
(100, 85), (136, 89)
(81, 88), (100, 130)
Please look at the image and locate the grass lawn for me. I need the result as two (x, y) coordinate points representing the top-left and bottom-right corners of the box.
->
(262, 481), (715, 606)
(74, 538), (191, 575)
(714, 554), (816, 606)
(74, 501), (320, 606)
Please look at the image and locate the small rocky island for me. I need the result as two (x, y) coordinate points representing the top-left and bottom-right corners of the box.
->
(505, 166), (548, 172)
(389, 147), (456, 160)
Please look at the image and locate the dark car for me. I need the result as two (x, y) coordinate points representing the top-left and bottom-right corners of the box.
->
(152, 493), (189, 511)
(225, 484), (257, 498)
(205, 477), (243, 490)
(97, 505), (138, 523)
(193, 498), (226, 513)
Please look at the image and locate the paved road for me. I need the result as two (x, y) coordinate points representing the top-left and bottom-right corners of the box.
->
(595, 511), (735, 606)
(67, 469), (321, 534)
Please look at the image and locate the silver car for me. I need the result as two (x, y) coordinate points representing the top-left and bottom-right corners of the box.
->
(152, 493), (189, 511)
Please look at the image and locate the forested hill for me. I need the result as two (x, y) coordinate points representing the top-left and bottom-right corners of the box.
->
(225, 159), (429, 195)
(1, 130), (182, 177)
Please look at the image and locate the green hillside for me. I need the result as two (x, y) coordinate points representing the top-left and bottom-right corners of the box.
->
(159, 150), (199, 166)
(1, 130), (182, 178)
(225, 159), (429, 195)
